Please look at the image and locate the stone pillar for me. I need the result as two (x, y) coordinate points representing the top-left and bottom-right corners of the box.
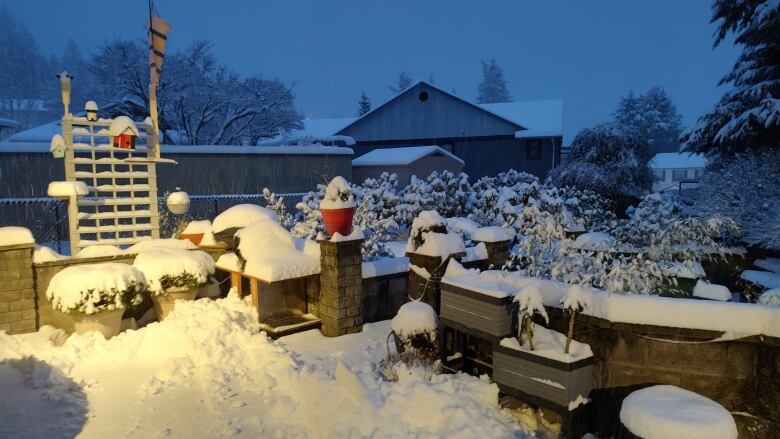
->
(473, 239), (513, 269)
(318, 239), (364, 337)
(0, 243), (36, 334)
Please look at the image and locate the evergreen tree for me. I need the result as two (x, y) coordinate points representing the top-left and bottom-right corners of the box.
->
(681, 0), (780, 157)
(476, 58), (511, 103)
(388, 71), (412, 93)
(613, 86), (683, 154)
(357, 91), (371, 116)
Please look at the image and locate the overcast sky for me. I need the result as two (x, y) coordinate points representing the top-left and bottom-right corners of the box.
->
(4, 0), (739, 142)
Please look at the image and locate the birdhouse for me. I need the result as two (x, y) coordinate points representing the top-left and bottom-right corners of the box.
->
(108, 116), (140, 150)
(85, 101), (99, 121)
(50, 134), (66, 158)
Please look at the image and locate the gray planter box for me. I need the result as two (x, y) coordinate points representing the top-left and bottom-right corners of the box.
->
(493, 342), (594, 411)
(440, 281), (516, 338)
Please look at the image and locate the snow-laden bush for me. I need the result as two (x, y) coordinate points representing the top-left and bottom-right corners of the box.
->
(354, 173), (400, 261)
(133, 248), (215, 295)
(292, 183), (325, 239)
(46, 263), (147, 314)
(262, 188), (295, 230)
(396, 170), (471, 225)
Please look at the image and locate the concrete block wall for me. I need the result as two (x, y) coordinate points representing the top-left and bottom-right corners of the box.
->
(318, 239), (364, 337)
(0, 243), (36, 334)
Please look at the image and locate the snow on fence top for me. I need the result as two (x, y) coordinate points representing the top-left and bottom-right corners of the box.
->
(352, 145), (464, 166)
(47, 181), (89, 198)
(0, 226), (34, 246)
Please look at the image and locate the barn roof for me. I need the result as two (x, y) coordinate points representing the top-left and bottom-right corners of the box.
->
(352, 145), (465, 166)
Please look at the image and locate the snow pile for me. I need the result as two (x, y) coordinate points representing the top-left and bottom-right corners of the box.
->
(661, 261), (706, 279)
(416, 232), (466, 258)
(571, 232), (615, 252)
(472, 226), (515, 243)
(33, 245), (66, 263)
(758, 289), (780, 306)
(442, 260), (517, 299)
(77, 244), (125, 258)
(362, 257), (409, 278)
(741, 270), (780, 289)
(391, 301), (438, 339)
(211, 204), (279, 233)
(46, 263), (146, 314)
(754, 258), (780, 274)
(500, 325), (593, 363)
(0, 294), (524, 438)
(108, 115), (139, 137)
(181, 220), (211, 234)
(133, 248), (215, 294)
(47, 181), (89, 197)
(445, 217), (480, 240)
(619, 385), (737, 439)
(331, 227), (364, 242)
(693, 280), (731, 301)
(0, 226), (34, 246)
(217, 220), (320, 282)
(320, 176), (355, 209)
(126, 238), (197, 254)
(462, 242), (489, 262)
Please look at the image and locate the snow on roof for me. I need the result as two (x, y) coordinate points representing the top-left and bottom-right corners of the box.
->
(479, 99), (563, 136)
(0, 117), (19, 128)
(0, 141), (353, 155)
(6, 120), (61, 142)
(352, 145), (465, 166)
(108, 116), (139, 137)
(650, 152), (707, 169)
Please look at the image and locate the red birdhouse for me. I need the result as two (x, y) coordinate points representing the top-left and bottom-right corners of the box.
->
(113, 132), (136, 149)
(108, 116), (140, 150)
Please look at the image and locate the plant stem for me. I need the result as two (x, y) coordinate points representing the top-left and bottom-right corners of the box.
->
(565, 310), (576, 354)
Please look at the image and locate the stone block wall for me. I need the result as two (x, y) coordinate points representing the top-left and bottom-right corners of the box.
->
(0, 243), (36, 334)
(318, 239), (363, 337)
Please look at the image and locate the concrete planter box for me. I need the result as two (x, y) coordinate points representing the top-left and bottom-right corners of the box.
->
(493, 342), (594, 411)
(151, 286), (199, 320)
(71, 308), (124, 338)
(440, 281), (516, 338)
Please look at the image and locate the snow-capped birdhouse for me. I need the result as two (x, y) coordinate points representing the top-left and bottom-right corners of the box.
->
(85, 101), (99, 121)
(50, 134), (66, 158)
(109, 116), (139, 149)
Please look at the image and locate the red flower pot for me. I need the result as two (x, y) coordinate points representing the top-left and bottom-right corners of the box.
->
(321, 207), (355, 236)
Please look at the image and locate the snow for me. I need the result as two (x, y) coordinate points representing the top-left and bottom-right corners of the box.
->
(108, 116), (139, 137)
(515, 287), (549, 323)
(361, 257), (409, 278)
(181, 220), (211, 234)
(133, 248), (215, 294)
(619, 385), (737, 439)
(661, 261), (706, 279)
(33, 245), (66, 263)
(571, 232), (615, 251)
(199, 229), (218, 246)
(442, 260), (518, 299)
(211, 204), (279, 233)
(0, 295), (525, 438)
(320, 176), (355, 209)
(85, 100), (98, 112)
(499, 325), (593, 364)
(462, 242), (489, 262)
(693, 280), (731, 301)
(479, 99), (563, 136)
(77, 244), (125, 258)
(416, 232), (466, 257)
(330, 227), (364, 242)
(649, 152), (707, 169)
(754, 258), (780, 274)
(741, 270), (780, 289)
(561, 284), (593, 311)
(126, 238), (197, 254)
(47, 181), (89, 197)
(758, 289), (780, 306)
(473, 226), (515, 243)
(0, 226), (34, 246)
(391, 301), (438, 339)
(46, 263), (146, 314)
(217, 220), (320, 282)
(352, 146), (465, 166)
(406, 210), (448, 253)
(446, 217), (480, 239)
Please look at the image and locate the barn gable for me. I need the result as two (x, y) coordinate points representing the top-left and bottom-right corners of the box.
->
(337, 82), (524, 142)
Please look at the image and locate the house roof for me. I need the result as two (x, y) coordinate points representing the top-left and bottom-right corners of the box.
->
(0, 117), (19, 128)
(650, 152), (707, 169)
(480, 100), (563, 136)
(352, 145), (465, 166)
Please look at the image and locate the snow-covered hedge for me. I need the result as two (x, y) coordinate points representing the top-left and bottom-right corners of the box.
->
(133, 248), (215, 295)
(46, 263), (147, 314)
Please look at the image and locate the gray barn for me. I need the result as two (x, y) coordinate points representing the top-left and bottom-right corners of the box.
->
(282, 81), (563, 179)
(352, 145), (464, 185)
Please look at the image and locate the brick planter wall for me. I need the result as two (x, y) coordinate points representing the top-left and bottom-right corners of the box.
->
(318, 239), (364, 337)
(0, 243), (36, 334)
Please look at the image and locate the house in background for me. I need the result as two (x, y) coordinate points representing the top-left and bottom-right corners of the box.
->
(0, 117), (19, 140)
(352, 145), (464, 185)
(650, 152), (707, 192)
(266, 81), (563, 179)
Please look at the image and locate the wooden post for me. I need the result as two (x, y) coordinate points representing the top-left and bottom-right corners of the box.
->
(148, 84), (161, 160)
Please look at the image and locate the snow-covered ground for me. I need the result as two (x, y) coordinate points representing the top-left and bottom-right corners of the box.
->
(0, 292), (529, 439)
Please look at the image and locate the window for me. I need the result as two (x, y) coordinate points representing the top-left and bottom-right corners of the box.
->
(672, 169), (688, 182)
(418, 91), (429, 102)
(654, 169), (665, 182)
(526, 140), (541, 160)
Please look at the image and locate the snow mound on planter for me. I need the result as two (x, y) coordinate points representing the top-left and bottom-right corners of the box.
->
(500, 324), (592, 363)
(0, 226), (34, 246)
(692, 280), (731, 301)
(571, 232), (615, 252)
(33, 245), (66, 263)
(620, 385), (737, 439)
(47, 181), (89, 197)
(0, 293), (524, 438)
(126, 238), (197, 254)
(320, 176), (355, 209)
(391, 301), (438, 339)
(46, 262), (146, 314)
(212, 204), (279, 233)
(77, 244), (125, 258)
(758, 289), (780, 306)
(133, 248), (215, 293)
(445, 217), (480, 239)
(472, 226), (515, 243)
(416, 232), (465, 258)
(181, 220), (211, 234)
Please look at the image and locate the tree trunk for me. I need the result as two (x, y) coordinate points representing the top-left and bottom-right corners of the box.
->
(565, 310), (577, 354)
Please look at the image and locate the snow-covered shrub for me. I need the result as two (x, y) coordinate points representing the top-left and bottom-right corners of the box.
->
(46, 263), (147, 314)
(292, 183), (325, 239)
(406, 210), (448, 253)
(133, 248), (215, 295)
(395, 170), (472, 225)
(391, 300), (438, 347)
(381, 301), (440, 382)
(354, 173), (400, 261)
(262, 188), (295, 230)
